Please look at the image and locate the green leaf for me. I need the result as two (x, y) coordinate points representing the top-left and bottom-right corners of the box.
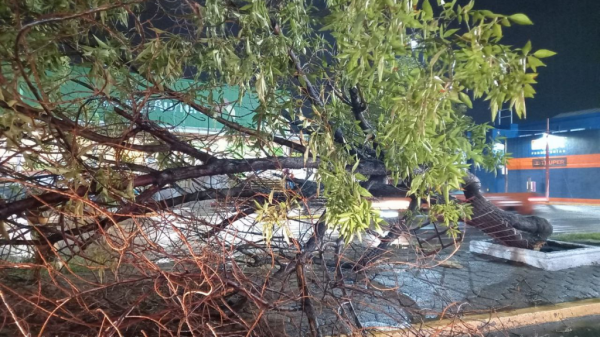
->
(255, 72), (266, 103)
(93, 35), (109, 49)
(377, 57), (385, 83)
(459, 92), (473, 109)
(422, 0), (434, 20)
(490, 101), (499, 121)
(522, 40), (532, 55)
(148, 27), (166, 34)
(443, 28), (460, 38)
(352, 12), (365, 33)
(352, 159), (360, 172)
(527, 55), (546, 72)
(479, 10), (501, 18)
(355, 173), (368, 181)
(126, 179), (135, 199)
(523, 84), (536, 98)
(429, 49), (445, 68)
(533, 49), (556, 58)
(357, 186), (372, 197)
(508, 13), (533, 25)
(492, 23), (502, 40)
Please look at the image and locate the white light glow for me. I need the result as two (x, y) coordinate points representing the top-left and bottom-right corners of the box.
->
(371, 199), (411, 210)
(380, 210), (400, 218)
(493, 143), (505, 154)
(531, 134), (566, 151)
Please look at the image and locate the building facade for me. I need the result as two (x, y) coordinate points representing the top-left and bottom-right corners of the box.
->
(476, 109), (600, 203)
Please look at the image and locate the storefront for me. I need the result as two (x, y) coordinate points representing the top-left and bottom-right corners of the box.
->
(477, 109), (600, 203)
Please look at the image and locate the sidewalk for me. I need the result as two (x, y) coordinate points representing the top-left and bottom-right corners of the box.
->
(249, 216), (600, 336)
(389, 238), (600, 313)
(338, 229), (600, 331)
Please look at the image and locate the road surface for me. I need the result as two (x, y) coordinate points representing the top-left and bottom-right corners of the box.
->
(534, 204), (600, 234)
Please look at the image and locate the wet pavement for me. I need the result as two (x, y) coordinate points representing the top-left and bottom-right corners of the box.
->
(338, 225), (600, 330)
(228, 205), (600, 335)
(373, 236), (600, 314)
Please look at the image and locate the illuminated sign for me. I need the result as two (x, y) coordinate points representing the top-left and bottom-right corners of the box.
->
(531, 134), (567, 155)
(532, 157), (567, 167)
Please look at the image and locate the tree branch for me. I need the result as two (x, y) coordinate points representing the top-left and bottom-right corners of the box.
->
(0, 156), (389, 222)
(2, 101), (171, 153)
(296, 263), (322, 337)
(165, 92), (308, 154)
(113, 107), (215, 163)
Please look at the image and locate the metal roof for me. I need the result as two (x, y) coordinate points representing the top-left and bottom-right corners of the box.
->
(552, 108), (600, 119)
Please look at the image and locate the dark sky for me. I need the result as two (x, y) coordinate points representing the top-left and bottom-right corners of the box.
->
(469, 0), (600, 124)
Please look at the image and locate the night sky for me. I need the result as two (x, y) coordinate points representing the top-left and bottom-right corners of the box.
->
(469, 0), (600, 124)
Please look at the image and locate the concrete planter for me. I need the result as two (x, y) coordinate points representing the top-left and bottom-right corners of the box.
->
(470, 240), (600, 271)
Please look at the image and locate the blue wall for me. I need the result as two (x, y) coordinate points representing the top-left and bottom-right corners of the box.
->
(475, 168), (506, 193)
(506, 168), (600, 199)
(480, 126), (600, 200)
(507, 129), (600, 158)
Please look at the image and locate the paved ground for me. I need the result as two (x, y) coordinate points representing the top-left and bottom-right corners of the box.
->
(324, 214), (600, 332)
(254, 205), (600, 335)
(376, 204), (600, 316)
(384, 236), (600, 314)
(535, 204), (600, 234)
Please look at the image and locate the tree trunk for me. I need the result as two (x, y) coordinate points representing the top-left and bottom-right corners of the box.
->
(463, 172), (553, 249)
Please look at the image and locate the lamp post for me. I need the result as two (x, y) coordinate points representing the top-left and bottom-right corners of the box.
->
(545, 118), (550, 202)
(505, 138), (509, 193)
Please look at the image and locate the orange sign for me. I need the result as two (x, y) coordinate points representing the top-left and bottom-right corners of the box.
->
(507, 154), (600, 170)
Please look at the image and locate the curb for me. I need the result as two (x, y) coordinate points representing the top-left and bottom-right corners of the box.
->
(339, 298), (600, 336)
(545, 202), (600, 207)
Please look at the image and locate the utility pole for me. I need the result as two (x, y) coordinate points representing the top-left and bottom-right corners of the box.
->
(545, 118), (550, 202)
(504, 138), (509, 193)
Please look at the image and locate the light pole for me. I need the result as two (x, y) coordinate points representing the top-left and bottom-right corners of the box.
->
(504, 137), (509, 193)
(545, 118), (550, 202)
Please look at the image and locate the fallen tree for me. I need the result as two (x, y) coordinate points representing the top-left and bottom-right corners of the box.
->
(0, 0), (553, 335)
(463, 172), (552, 249)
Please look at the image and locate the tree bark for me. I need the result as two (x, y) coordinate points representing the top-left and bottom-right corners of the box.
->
(463, 172), (553, 249)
